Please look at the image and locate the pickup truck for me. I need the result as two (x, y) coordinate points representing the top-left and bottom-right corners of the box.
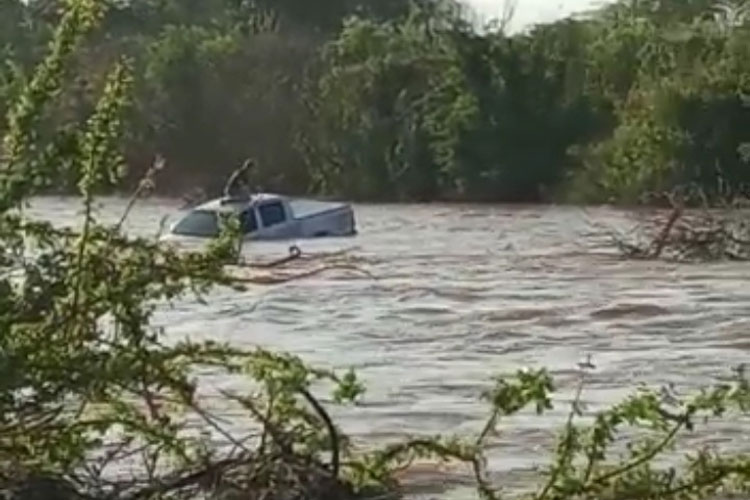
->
(165, 193), (357, 241)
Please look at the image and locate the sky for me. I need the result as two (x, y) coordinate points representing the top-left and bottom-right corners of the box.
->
(464, 0), (614, 31)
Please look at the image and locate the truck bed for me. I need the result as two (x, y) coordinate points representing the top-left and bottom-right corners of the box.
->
(288, 198), (349, 220)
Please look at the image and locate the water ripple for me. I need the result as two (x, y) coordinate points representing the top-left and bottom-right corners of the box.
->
(30, 197), (750, 499)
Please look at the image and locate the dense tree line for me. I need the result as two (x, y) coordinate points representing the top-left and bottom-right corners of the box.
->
(1, 0), (750, 203)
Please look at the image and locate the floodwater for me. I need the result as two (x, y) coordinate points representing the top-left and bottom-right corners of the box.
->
(29, 197), (750, 499)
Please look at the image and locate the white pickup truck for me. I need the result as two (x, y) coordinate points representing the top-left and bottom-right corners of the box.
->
(165, 193), (357, 241)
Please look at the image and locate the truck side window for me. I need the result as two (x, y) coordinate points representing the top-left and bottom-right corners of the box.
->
(258, 201), (286, 227)
(240, 209), (257, 233)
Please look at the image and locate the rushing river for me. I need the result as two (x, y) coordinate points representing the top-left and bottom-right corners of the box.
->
(29, 196), (750, 499)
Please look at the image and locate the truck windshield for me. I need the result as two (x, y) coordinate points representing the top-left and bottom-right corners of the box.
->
(172, 210), (220, 237)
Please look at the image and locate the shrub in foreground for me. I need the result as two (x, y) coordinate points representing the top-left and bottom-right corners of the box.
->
(3, 2), (750, 500)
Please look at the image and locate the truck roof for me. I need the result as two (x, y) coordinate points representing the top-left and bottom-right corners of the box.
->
(192, 193), (284, 213)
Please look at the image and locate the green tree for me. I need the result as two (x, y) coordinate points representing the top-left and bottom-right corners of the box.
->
(300, 5), (477, 201)
(569, 1), (750, 203)
(448, 20), (609, 201)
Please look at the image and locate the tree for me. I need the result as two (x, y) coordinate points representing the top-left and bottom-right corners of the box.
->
(300, 5), (476, 201)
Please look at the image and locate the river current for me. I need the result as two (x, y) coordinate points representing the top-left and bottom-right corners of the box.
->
(29, 197), (750, 499)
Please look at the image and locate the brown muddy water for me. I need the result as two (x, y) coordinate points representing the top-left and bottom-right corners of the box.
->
(28, 196), (750, 499)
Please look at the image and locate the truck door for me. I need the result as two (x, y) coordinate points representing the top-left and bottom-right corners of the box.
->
(256, 200), (294, 239)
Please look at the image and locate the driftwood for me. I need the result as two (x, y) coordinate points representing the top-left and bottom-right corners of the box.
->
(227, 245), (375, 284)
(648, 201), (684, 259)
(610, 190), (750, 262)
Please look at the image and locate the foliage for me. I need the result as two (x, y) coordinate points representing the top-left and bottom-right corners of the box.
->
(346, 363), (750, 500)
(447, 21), (608, 201)
(299, 7), (477, 201)
(299, 0), (750, 203)
(300, 6), (608, 202)
(4, 0), (750, 202)
(563, 5), (750, 203)
(0, 2), (367, 497)
(5, 2), (750, 500)
(6, 3), (750, 499)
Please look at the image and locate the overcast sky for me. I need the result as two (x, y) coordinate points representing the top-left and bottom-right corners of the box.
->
(464, 0), (614, 31)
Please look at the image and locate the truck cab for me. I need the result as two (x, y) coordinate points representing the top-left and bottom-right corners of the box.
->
(237, 196), (298, 239)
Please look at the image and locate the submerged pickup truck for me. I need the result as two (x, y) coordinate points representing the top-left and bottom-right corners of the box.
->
(164, 193), (357, 241)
